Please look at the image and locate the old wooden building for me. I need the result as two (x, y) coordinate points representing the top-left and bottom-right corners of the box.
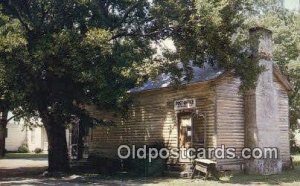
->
(86, 28), (292, 175)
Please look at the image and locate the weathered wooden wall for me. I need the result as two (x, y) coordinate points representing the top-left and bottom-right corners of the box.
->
(215, 75), (245, 170)
(88, 82), (217, 163)
(274, 75), (290, 167)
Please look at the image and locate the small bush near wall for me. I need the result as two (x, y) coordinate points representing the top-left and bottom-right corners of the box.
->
(34, 148), (43, 154)
(88, 155), (122, 175)
(290, 133), (300, 154)
(87, 155), (165, 177)
(17, 144), (29, 153)
(88, 143), (167, 177)
(126, 158), (166, 177)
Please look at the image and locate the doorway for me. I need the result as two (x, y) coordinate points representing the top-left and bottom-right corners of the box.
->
(178, 112), (206, 162)
(179, 114), (192, 149)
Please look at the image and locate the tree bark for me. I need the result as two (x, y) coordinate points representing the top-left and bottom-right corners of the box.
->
(0, 124), (6, 157)
(0, 111), (8, 158)
(77, 122), (84, 160)
(42, 115), (70, 172)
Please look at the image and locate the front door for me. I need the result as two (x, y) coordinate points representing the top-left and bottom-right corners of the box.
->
(178, 114), (193, 162)
(178, 112), (206, 162)
(179, 114), (192, 148)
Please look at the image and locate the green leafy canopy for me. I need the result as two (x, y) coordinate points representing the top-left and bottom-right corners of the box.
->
(0, 0), (258, 124)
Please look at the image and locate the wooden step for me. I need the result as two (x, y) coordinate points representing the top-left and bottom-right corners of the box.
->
(165, 163), (194, 178)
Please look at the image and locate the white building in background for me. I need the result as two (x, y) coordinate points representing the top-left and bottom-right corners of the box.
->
(5, 113), (73, 154)
(5, 114), (48, 152)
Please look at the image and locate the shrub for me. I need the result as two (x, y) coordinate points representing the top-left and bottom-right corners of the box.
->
(34, 148), (43, 154)
(18, 144), (29, 153)
(88, 155), (122, 175)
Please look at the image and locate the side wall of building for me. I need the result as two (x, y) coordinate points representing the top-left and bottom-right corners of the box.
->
(274, 75), (291, 167)
(216, 75), (245, 170)
(88, 82), (217, 164)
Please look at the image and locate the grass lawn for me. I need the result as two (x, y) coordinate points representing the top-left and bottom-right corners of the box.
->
(29, 164), (300, 186)
(58, 154), (300, 185)
(214, 154), (300, 185)
(218, 166), (300, 185)
(80, 155), (300, 185)
(1, 154), (300, 185)
(3, 152), (48, 159)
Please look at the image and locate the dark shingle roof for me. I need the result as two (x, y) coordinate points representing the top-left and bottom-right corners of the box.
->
(128, 63), (224, 93)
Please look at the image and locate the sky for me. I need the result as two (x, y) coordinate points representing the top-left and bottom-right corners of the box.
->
(284, 0), (300, 11)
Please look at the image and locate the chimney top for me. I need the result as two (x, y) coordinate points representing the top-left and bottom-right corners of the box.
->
(249, 27), (273, 60)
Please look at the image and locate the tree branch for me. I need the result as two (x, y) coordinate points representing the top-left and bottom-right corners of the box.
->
(111, 25), (175, 40)
(6, 113), (27, 123)
(116, 1), (141, 28)
(97, 0), (109, 19)
(38, 3), (48, 29)
(111, 30), (161, 40)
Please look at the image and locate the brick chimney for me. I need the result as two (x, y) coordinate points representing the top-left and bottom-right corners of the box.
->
(244, 27), (282, 175)
(249, 27), (273, 60)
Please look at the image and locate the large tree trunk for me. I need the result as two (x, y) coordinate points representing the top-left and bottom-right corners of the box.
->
(42, 115), (70, 172)
(77, 121), (85, 160)
(0, 111), (8, 158)
(0, 123), (6, 157)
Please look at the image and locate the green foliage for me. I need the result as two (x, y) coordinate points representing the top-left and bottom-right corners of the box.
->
(0, 0), (155, 123)
(0, 0), (260, 126)
(34, 148), (43, 154)
(17, 144), (29, 153)
(290, 132), (300, 154)
(246, 3), (300, 73)
(151, 0), (261, 88)
(289, 67), (300, 131)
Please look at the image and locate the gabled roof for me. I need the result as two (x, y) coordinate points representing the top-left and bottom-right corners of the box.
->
(128, 63), (224, 93)
(128, 63), (293, 94)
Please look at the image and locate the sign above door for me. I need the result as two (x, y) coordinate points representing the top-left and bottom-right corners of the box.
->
(174, 98), (196, 110)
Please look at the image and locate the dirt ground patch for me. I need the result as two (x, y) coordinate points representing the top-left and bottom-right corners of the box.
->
(0, 158), (48, 178)
(0, 159), (48, 169)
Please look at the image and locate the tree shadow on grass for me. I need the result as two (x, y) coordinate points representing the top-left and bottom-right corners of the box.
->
(0, 167), (47, 179)
(2, 166), (300, 185)
(0, 174), (181, 186)
(0, 166), (173, 185)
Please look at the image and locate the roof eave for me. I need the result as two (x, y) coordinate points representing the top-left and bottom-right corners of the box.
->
(128, 71), (230, 94)
(273, 64), (294, 92)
